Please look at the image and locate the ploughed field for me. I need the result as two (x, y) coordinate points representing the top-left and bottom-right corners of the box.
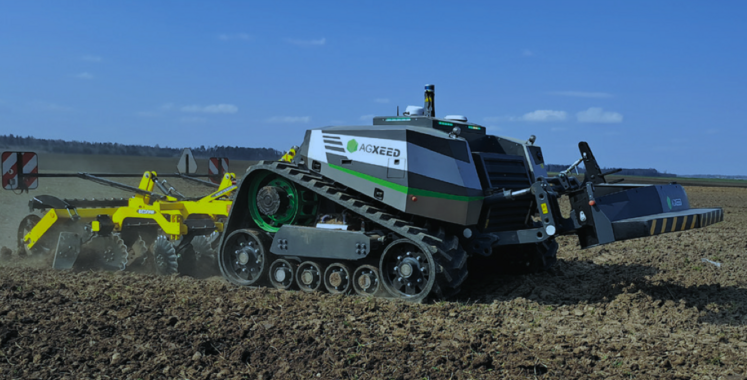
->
(1, 157), (746, 379)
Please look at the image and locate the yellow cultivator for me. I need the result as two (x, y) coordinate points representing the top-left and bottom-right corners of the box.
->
(16, 168), (237, 276)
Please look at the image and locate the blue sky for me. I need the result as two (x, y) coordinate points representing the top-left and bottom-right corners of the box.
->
(1, 1), (745, 175)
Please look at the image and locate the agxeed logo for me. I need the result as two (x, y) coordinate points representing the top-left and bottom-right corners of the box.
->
(346, 139), (401, 157)
(346, 139), (358, 153)
(666, 196), (683, 210)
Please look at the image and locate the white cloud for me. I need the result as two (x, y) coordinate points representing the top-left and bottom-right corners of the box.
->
(285, 37), (326, 46)
(519, 110), (567, 122)
(374, 98), (389, 104)
(485, 111), (566, 123)
(359, 114), (375, 121)
(547, 91), (613, 98)
(180, 116), (207, 123)
(576, 107), (623, 123)
(181, 104), (238, 114)
(81, 55), (102, 62)
(483, 116), (509, 123)
(75, 72), (93, 80)
(266, 116), (311, 123)
(31, 101), (72, 112)
(219, 33), (253, 41)
(522, 49), (534, 57)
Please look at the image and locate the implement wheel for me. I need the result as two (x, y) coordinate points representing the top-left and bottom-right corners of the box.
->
(219, 229), (269, 286)
(17, 214), (53, 257)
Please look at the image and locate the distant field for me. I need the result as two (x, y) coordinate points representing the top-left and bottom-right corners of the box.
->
(34, 152), (258, 174)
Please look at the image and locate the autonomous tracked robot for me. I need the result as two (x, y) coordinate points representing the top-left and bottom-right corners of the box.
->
(217, 85), (723, 302)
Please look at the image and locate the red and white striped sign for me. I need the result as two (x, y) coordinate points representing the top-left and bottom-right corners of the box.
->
(208, 157), (229, 184)
(2, 151), (39, 190)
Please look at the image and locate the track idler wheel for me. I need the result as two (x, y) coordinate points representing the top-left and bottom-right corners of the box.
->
(324, 263), (352, 294)
(153, 236), (178, 275)
(219, 229), (269, 286)
(379, 239), (436, 302)
(352, 264), (381, 297)
(269, 258), (297, 290)
(296, 261), (324, 293)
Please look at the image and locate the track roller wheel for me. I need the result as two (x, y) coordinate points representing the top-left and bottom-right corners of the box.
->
(269, 258), (296, 290)
(296, 261), (324, 293)
(352, 264), (381, 297)
(324, 263), (352, 294)
(153, 236), (178, 275)
(219, 229), (269, 286)
(379, 239), (436, 302)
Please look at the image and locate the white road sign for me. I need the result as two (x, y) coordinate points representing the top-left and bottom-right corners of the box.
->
(177, 148), (198, 174)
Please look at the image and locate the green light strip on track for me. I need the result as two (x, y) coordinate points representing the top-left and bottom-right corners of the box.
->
(328, 163), (483, 202)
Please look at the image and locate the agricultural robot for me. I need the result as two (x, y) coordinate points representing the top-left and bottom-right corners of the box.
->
(218, 85), (724, 302)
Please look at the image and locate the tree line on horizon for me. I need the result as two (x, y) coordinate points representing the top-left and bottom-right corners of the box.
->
(0, 134), (283, 161)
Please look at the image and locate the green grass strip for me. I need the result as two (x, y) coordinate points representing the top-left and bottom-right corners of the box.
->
(329, 163), (483, 202)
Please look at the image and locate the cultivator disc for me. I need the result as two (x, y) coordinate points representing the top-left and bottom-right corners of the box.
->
(191, 231), (219, 263)
(153, 236), (179, 275)
(82, 235), (129, 271)
(126, 236), (150, 268)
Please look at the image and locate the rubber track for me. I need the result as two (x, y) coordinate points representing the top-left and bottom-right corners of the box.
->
(248, 161), (469, 300)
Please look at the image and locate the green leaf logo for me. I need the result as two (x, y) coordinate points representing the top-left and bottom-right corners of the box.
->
(346, 139), (358, 153)
(666, 196), (672, 210)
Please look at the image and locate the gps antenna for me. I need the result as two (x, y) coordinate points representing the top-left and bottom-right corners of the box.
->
(424, 84), (435, 117)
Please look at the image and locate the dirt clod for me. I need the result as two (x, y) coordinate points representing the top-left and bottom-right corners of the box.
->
(0, 246), (11, 260)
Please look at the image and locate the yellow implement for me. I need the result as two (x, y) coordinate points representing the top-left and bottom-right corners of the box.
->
(20, 171), (237, 274)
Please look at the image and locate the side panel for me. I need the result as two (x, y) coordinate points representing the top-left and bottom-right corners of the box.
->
(306, 127), (485, 225)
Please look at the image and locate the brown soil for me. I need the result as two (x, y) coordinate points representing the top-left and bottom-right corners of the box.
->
(1, 171), (746, 378)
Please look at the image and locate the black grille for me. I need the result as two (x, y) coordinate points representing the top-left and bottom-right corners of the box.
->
(474, 153), (533, 232)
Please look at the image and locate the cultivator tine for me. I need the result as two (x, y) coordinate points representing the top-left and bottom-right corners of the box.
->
(52, 232), (81, 270)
